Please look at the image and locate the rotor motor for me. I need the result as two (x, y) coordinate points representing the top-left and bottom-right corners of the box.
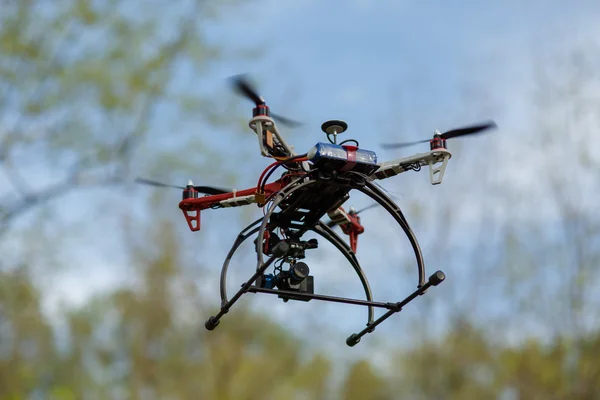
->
(429, 133), (448, 150)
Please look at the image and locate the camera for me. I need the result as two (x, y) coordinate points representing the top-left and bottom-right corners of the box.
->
(276, 261), (314, 302)
(257, 261), (314, 302)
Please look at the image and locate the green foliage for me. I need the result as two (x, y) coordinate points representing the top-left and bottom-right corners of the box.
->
(0, 221), (336, 399)
(2, 220), (600, 398)
(391, 319), (600, 400)
(0, 267), (58, 398)
(0, 0), (250, 236)
(342, 359), (390, 400)
(391, 319), (498, 400)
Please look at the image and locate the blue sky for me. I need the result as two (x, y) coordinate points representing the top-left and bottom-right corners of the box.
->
(4, 0), (600, 360)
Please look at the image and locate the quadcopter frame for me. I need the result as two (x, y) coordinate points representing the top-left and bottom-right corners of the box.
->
(138, 76), (496, 347)
(172, 80), (491, 346)
(202, 169), (445, 347)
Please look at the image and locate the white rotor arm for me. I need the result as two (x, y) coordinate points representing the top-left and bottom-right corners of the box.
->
(372, 148), (452, 185)
(327, 207), (352, 226)
(249, 115), (296, 158)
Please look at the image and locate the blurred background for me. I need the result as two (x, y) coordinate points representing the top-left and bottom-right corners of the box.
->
(1, 0), (599, 398)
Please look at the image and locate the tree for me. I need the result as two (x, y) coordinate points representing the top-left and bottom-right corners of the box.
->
(341, 359), (390, 400)
(383, 40), (600, 400)
(0, 219), (335, 399)
(390, 318), (497, 400)
(0, 0), (248, 239)
(0, 267), (58, 398)
(390, 318), (600, 399)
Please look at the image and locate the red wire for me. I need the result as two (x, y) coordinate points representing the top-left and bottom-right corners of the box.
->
(257, 160), (280, 192)
(257, 156), (309, 192)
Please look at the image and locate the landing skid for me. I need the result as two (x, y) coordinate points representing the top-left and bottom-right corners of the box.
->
(204, 171), (446, 346)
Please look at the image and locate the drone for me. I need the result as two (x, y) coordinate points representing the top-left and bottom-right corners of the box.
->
(136, 75), (497, 347)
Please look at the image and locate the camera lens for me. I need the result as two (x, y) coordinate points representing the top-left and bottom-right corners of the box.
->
(289, 262), (309, 284)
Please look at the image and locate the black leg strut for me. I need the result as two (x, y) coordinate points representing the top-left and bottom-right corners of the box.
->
(205, 241), (290, 330)
(346, 270), (446, 347)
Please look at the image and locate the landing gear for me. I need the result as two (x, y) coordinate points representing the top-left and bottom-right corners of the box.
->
(203, 171), (446, 346)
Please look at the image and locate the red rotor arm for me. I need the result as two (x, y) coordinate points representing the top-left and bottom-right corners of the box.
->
(338, 208), (365, 253)
(178, 180), (284, 232)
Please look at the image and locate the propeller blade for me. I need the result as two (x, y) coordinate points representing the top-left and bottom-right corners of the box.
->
(380, 139), (430, 149)
(380, 120), (497, 149)
(440, 120), (497, 140)
(229, 74), (303, 128)
(193, 186), (230, 195)
(135, 177), (185, 190)
(355, 203), (380, 215)
(135, 177), (231, 196)
(230, 74), (264, 106)
(271, 112), (303, 128)
(326, 202), (383, 228)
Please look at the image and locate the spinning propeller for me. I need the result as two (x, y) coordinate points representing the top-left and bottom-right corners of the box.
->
(230, 74), (303, 128)
(381, 120), (497, 149)
(325, 202), (386, 228)
(135, 177), (230, 195)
